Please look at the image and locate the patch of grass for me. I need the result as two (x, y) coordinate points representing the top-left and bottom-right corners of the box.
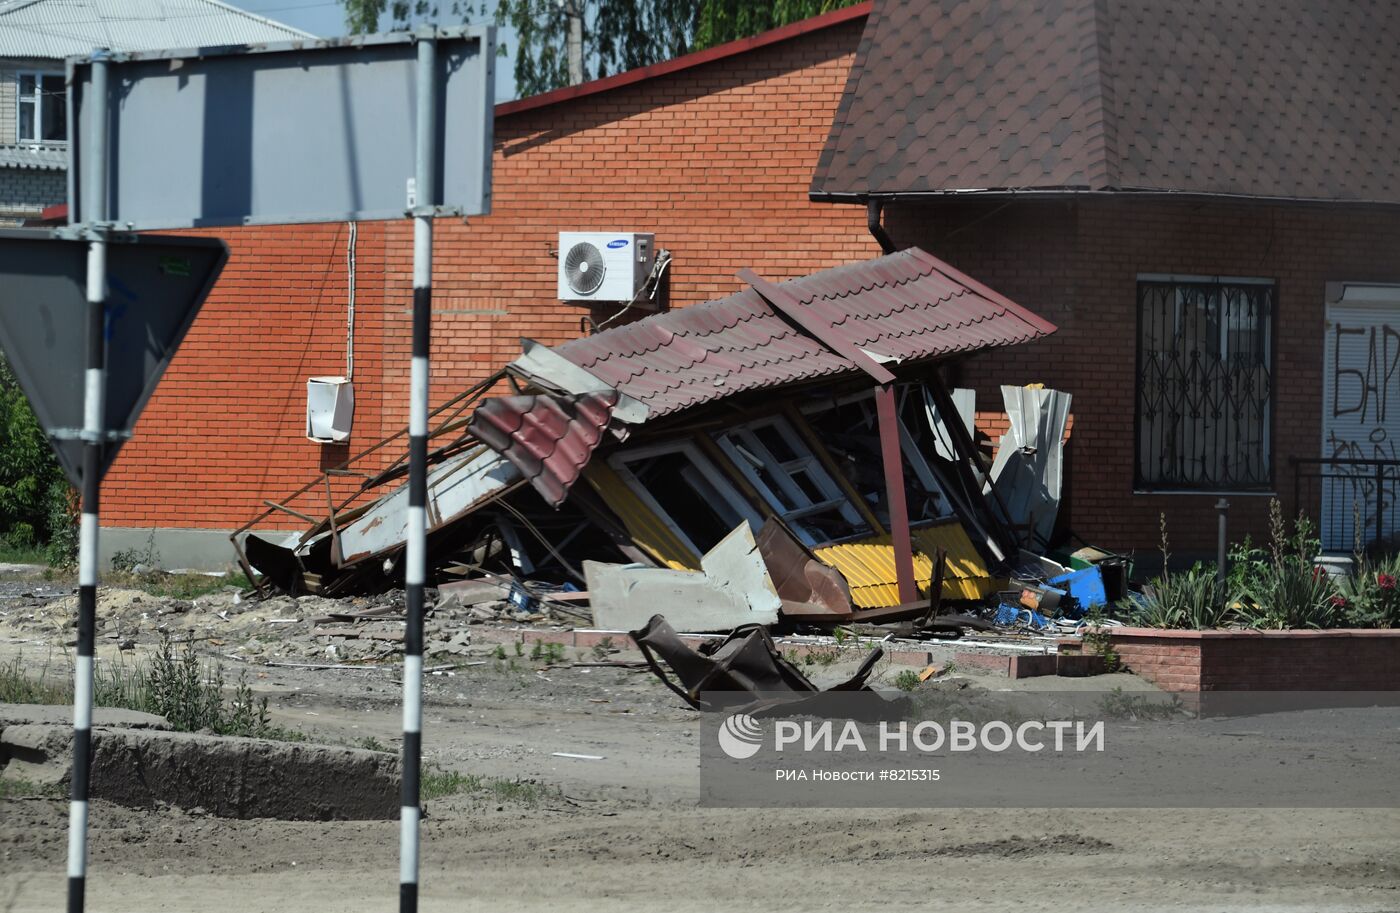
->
(0, 653), (70, 704)
(529, 641), (566, 664)
(0, 637), (302, 742)
(893, 669), (922, 692)
(107, 570), (251, 600)
(0, 776), (60, 799)
(420, 766), (559, 805)
(0, 542), (48, 565)
(1097, 687), (1186, 721)
(358, 736), (388, 753)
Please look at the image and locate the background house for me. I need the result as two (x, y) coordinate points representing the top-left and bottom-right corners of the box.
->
(811, 0), (1400, 560)
(0, 0), (311, 224)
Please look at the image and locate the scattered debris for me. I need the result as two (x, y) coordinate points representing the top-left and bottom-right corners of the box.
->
(631, 614), (885, 713)
(587, 523), (781, 633)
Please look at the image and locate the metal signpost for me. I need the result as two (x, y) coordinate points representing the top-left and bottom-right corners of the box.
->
(60, 26), (495, 913)
(0, 225), (228, 912)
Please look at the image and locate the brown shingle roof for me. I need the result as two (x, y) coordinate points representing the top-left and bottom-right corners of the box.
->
(549, 247), (1056, 420)
(811, 0), (1400, 203)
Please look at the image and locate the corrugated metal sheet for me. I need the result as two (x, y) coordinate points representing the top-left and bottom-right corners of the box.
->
(815, 522), (1001, 607)
(581, 462), (700, 571)
(468, 391), (617, 508)
(989, 385), (1070, 552)
(0, 0), (312, 59)
(0, 145), (64, 170)
(548, 247), (1055, 422)
(335, 446), (523, 566)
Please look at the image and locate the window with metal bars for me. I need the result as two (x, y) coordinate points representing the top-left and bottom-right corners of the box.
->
(1135, 276), (1274, 490)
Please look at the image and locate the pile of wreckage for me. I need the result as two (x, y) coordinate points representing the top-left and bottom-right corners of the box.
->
(234, 247), (1130, 658)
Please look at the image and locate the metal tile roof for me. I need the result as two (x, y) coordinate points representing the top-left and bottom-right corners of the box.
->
(550, 247), (1055, 420)
(0, 0), (313, 59)
(0, 144), (64, 170)
(812, 0), (1400, 204)
(467, 392), (618, 507)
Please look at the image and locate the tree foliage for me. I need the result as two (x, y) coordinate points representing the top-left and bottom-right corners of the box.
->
(338, 0), (863, 98)
(0, 354), (63, 547)
(692, 0), (857, 52)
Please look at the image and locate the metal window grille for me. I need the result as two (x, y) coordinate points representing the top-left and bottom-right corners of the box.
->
(1135, 277), (1274, 490)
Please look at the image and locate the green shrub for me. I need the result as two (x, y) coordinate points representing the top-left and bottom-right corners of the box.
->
(1, 638), (298, 741)
(43, 480), (77, 568)
(1135, 563), (1236, 629)
(1236, 500), (1338, 630)
(1336, 554), (1400, 628)
(1136, 514), (1236, 629)
(0, 355), (63, 551)
(893, 669), (922, 691)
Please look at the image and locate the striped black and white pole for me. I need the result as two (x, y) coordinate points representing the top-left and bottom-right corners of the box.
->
(400, 32), (436, 913)
(68, 48), (110, 913)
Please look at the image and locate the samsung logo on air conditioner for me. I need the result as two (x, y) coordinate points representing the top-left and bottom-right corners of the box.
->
(606, 239), (629, 249)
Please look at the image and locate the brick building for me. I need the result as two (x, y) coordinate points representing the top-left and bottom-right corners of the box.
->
(812, 0), (1400, 560)
(98, 6), (878, 566)
(100, 0), (1399, 567)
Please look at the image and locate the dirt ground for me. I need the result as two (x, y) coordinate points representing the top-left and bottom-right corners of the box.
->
(2, 572), (1399, 912)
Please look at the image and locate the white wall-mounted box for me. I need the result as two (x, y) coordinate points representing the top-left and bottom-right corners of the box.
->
(306, 376), (354, 443)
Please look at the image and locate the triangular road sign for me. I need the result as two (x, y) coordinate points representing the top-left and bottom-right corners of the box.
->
(0, 230), (228, 487)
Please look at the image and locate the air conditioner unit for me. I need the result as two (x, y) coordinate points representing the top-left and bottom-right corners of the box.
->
(557, 232), (656, 306)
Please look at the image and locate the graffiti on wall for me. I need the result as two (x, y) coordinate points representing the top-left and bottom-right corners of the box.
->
(1323, 319), (1400, 549)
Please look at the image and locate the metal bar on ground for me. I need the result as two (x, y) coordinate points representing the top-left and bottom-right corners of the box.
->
(400, 31), (436, 913)
(875, 384), (917, 604)
(68, 46), (109, 913)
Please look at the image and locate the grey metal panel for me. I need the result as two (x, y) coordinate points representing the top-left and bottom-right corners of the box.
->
(68, 28), (494, 229)
(0, 228), (228, 486)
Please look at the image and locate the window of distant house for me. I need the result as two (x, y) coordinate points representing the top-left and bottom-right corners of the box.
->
(1136, 275), (1274, 491)
(17, 72), (66, 143)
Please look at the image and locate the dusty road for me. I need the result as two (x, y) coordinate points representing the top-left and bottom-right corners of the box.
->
(2, 580), (1399, 912)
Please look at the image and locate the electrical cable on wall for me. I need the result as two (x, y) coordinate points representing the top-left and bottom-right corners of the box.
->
(588, 248), (672, 334)
(346, 221), (356, 380)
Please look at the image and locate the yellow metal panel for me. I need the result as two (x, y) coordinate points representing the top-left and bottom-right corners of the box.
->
(814, 522), (1001, 608)
(582, 462), (701, 571)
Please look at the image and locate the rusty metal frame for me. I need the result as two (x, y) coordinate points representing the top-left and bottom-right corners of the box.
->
(740, 268), (916, 604)
(229, 370), (507, 586)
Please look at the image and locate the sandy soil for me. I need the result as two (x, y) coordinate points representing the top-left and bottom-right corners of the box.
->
(2, 577), (1399, 912)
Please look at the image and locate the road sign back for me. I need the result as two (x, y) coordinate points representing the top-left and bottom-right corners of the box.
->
(0, 230), (228, 487)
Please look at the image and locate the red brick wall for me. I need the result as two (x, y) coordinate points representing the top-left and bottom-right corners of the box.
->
(885, 197), (1400, 553)
(102, 20), (873, 531)
(1062, 628), (1400, 692)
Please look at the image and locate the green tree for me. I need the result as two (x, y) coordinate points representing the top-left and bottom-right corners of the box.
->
(0, 354), (63, 548)
(692, 0), (856, 51)
(338, 0), (862, 98)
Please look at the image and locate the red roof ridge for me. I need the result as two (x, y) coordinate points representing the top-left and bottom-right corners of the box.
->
(496, 2), (872, 118)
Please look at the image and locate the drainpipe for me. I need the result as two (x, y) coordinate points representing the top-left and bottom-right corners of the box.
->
(867, 198), (896, 254)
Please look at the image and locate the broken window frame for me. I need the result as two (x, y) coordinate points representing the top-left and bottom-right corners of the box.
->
(608, 440), (764, 558)
(799, 385), (956, 519)
(714, 414), (869, 546)
(1135, 274), (1275, 491)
